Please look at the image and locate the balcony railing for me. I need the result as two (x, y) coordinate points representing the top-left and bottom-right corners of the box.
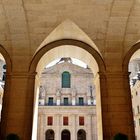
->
(39, 103), (95, 106)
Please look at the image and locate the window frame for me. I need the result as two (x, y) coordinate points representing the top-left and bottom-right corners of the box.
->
(62, 71), (71, 88)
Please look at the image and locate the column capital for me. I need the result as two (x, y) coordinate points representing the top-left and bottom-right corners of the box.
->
(98, 71), (131, 78)
(6, 71), (37, 79)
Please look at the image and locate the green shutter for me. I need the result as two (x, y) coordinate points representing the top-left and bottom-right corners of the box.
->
(62, 71), (71, 88)
(64, 98), (69, 105)
(79, 97), (84, 105)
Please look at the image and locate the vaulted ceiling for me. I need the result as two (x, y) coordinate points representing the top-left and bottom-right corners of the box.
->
(0, 0), (140, 71)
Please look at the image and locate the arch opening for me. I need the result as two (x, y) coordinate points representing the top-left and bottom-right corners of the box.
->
(0, 55), (6, 121)
(77, 129), (86, 140)
(30, 40), (105, 140)
(123, 42), (140, 140)
(46, 129), (54, 140)
(61, 130), (70, 140)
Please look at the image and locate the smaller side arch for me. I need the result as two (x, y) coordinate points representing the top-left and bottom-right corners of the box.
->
(123, 42), (140, 72)
(0, 44), (12, 73)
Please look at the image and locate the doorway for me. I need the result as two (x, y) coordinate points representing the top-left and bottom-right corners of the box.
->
(61, 130), (70, 140)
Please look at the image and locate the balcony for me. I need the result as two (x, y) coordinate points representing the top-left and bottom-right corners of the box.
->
(39, 103), (95, 106)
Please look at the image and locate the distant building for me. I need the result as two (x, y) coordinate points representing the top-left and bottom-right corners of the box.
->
(129, 59), (140, 140)
(37, 58), (97, 140)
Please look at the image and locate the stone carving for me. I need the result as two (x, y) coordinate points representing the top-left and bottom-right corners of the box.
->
(39, 86), (46, 99)
(56, 89), (61, 96)
(72, 88), (76, 97)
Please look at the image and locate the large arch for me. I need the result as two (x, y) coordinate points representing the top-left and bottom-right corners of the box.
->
(30, 39), (106, 140)
(29, 39), (106, 73)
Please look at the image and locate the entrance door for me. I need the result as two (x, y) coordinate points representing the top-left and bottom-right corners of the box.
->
(46, 129), (54, 140)
(77, 129), (86, 140)
(61, 130), (70, 140)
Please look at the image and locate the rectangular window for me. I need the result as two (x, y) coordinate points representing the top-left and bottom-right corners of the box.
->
(63, 117), (68, 125)
(79, 116), (84, 125)
(134, 120), (136, 127)
(48, 97), (53, 105)
(64, 98), (69, 105)
(137, 105), (140, 114)
(133, 108), (135, 115)
(79, 97), (84, 105)
(139, 119), (140, 126)
(48, 116), (53, 125)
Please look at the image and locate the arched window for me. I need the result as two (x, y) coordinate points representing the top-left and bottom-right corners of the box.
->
(77, 129), (86, 140)
(61, 129), (70, 140)
(62, 71), (71, 88)
(46, 129), (54, 140)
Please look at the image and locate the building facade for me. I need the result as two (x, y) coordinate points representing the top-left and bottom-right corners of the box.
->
(37, 58), (97, 140)
(131, 80), (140, 140)
(1, 1), (140, 139)
(129, 59), (140, 140)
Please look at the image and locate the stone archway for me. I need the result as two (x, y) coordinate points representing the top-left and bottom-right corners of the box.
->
(29, 39), (106, 140)
(123, 42), (140, 72)
(29, 39), (106, 73)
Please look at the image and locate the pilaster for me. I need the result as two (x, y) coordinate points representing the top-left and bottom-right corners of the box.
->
(99, 71), (135, 140)
(0, 72), (36, 140)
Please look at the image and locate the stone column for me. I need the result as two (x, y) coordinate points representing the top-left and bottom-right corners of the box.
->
(99, 72), (135, 140)
(0, 72), (36, 140)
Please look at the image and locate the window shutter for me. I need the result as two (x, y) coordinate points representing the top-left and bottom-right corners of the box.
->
(79, 116), (84, 125)
(62, 71), (71, 88)
(48, 116), (53, 125)
(63, 117), (68, 125)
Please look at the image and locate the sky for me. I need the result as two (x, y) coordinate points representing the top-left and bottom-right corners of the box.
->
(46, 58), (87, 68)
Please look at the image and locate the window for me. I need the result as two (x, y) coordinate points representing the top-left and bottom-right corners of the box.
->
(62, 71), (71, 88)
(137, 105), (140, 114)
(2, 71), (6, 81)
(63, 117), (68, 125)
(79, 97), (84, 105)
(48, 97), (53, 105)
(136, 91), (138, 96)
(48, 116), (53, 125)
(139, 118), (140, 126)
(134, 120), (136, 127)
(133, 108), (135, 115)
(79, 116), (84, 125)
(64, 98), (69, 105)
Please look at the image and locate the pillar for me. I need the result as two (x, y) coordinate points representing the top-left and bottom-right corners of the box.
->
(99, 71), (135, 140)
(0, 72), (36, 140)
